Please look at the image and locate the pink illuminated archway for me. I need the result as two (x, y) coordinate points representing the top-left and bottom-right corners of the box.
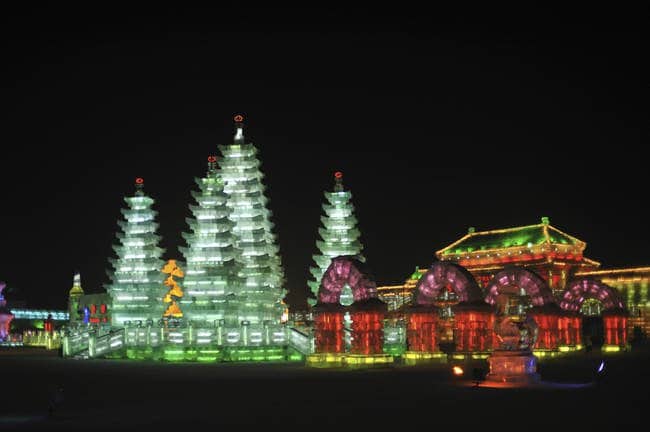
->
(484, 267), (554, 307)
(318, 256), (378, 304)
(414, 262), (483, 306)
(560, 278), (625, 313)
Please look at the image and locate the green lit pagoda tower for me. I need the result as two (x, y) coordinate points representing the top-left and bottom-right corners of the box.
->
(180, 155), (242, 324)
(307, 171), (365, 306)
(105, 178), (166, 326)
(217, 115), (285, 324)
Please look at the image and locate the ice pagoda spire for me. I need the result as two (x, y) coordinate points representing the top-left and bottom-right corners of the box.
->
(207, 155), (218, 175)
(333, 170), (344, 192)
(134, 177), (145, 196)
(233, 114), (245, 144)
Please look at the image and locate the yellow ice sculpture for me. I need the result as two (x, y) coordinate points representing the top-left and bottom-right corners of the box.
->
(162, 259), (184, 318)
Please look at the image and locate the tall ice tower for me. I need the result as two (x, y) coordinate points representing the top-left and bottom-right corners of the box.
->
(105, 178), (166, 326)
(217, 115), (285, 324)
(307, 171), (365, 306)
(180, 156), (242, 324)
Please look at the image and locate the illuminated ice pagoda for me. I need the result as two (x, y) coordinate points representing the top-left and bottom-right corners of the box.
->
(307, 171), (365, 306)
(105, 178), (166, 326)
(180, 155), (242, 324)
(216, 115), (285, 324)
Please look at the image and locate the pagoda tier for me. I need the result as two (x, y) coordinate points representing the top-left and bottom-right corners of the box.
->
(106, 179), (166, 325)
(180, 157), (242, 324)
(307, 172), (364, 306)
(216, 117), (285, 324)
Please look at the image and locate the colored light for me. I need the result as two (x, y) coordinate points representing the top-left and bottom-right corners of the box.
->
(453, 366), (464, 376)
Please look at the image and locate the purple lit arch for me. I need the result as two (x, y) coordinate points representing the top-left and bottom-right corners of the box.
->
(318, 256), (378, 304)
(484, 267), (554, 307)
(414, 262), (483, 306)
(560, 278), (625, 312)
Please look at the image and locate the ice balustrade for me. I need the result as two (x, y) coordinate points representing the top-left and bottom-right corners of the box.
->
(22, 330), (62, 349)
(65, 322), (291, 358)
(288, 327), (314, 355)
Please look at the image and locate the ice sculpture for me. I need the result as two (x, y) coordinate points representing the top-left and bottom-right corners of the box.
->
(217, 115), (285, 324)
(180, 155), (240, 324)
(308, 171), (365, 306)
(105, 178), (166, 325)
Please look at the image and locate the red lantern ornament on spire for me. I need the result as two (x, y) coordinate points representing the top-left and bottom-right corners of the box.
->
(234, 114), (245, 143)
(334, 171), (344, 192)
(134, 177), (145, 195)
(207, 155), (218, 175)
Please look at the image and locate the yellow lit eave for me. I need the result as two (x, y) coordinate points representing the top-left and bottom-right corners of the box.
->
(439, 243), (583, 263)
(460, 265), (513, 272)
(546, 224), (587, 250)
(576, 266), (650, 277)
(377, 285), (408, 291)
(581, 257), (601, 268)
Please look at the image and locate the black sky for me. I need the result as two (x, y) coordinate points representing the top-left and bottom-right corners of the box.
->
(1, 6), (648, 310)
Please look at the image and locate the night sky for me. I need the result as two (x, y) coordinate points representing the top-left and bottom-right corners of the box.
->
(1, 6), (647, 310)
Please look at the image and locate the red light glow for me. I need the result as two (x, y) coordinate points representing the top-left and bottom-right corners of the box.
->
(135, 177), (144, 184)
(234, 114), (244, 122)
(334, 171), (343, 179)
(207, 156), (217, 163)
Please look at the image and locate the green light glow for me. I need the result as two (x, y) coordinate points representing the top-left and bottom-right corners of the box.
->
(444, 223), (579, 255)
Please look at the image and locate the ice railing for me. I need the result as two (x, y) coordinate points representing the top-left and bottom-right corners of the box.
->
(120, 320), (290, 348)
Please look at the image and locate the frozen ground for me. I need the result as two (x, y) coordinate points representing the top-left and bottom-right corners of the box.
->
(1, 345), (647, 431)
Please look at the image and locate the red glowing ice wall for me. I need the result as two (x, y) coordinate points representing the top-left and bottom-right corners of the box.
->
(603, 312), (627, 346)
(558, 314), (582, 346)
(407, 311), (438, 352)
(314, 311), (345, 354)
(350, 311), (385, 355)
(454, 308), (495, 352)
(531, 313), (558, 349)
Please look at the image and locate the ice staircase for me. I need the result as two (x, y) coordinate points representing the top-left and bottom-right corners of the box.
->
(287, 326), (314, 356)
